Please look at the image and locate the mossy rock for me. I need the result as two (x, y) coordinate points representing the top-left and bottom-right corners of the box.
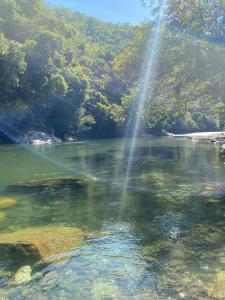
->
(0, 227), (85, 261)
(7, 177), (88, 194)
(0, 198), (17, 209)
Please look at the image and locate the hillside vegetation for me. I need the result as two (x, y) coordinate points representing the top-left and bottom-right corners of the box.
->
(0, 0), (225, 140)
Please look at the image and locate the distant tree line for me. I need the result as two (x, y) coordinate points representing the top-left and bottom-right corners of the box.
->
(0, 0), (225, 140)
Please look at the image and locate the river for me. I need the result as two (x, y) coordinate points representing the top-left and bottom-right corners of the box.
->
(0, 137), (225, 299)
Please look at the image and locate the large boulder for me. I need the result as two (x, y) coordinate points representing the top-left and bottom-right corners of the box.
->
(17, 131), (61, 145)
(0, 227), (85, 261)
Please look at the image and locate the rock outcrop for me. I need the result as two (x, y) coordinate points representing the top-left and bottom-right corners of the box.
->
(16, 131), (61, 145)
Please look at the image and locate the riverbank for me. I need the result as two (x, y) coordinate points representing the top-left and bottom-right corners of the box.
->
(164, 131), (225, 143)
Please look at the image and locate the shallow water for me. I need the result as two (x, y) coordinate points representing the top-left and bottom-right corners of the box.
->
(0, 137), (225, 299)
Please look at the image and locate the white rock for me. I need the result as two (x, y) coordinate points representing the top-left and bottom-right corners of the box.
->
(13, 265), (32, 285)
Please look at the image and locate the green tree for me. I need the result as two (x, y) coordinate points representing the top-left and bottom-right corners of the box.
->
(0, 33), (27, 104)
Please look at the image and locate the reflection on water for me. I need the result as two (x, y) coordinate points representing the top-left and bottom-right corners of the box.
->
(0, 138), (225, 299)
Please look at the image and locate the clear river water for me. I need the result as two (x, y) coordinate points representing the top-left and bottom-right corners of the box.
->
(0, 137), (225, 299)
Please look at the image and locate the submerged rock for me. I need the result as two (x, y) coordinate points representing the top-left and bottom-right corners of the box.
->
(0, 198), (17, 209)
(134, 291), (170, 300)
(190, 224), (223, 246)
(7, 177), (88, 194)
(92, 282), (125, 300)
(142, 240), (172, 256)
(0, 227), (85, 260)
(13, 266), (32, 285)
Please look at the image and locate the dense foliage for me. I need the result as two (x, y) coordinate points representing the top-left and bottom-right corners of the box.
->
(0, 0), (225, 140)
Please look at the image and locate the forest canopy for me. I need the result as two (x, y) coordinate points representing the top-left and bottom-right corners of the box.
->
(0, 0), (225, 139)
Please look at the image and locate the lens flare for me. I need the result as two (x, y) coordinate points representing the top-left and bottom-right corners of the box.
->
(120, 0), (167, 195)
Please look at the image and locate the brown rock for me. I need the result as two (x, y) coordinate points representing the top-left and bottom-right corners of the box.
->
(0, 227), (85, 260)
